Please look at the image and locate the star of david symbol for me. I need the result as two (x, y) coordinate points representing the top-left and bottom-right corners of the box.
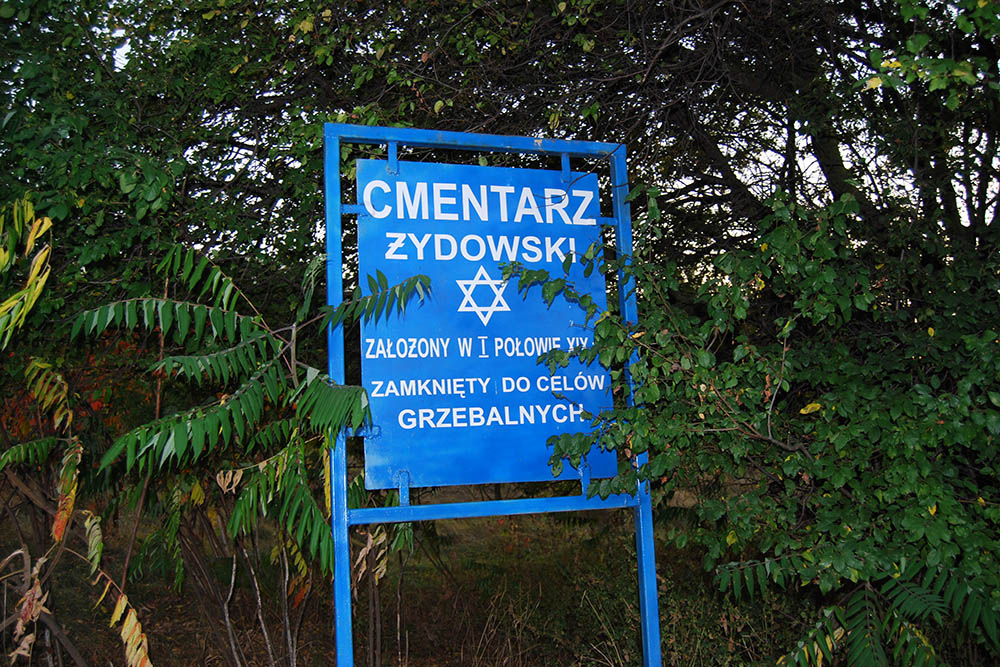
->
(456, 265), (510, 325)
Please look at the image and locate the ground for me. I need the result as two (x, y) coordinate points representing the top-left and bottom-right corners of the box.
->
(3, 484), (814, 666)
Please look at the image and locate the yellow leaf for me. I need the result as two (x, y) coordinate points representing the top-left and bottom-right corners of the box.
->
(189, 480), (205, 506)
(630, 331), (645, 339)
(865, 76), (882, 90)
(323, 448), (332, 518)
(26, 245), (50, 284)
(978, 497), (986, 506)
(928, 504), (937, 516)
(120, 608), (138, 644)
(23, 267), (50, 312)
(0, 290), (24, 317)
(94, 580), (112, 608)
(126, 629), (140, 661)
(126, 629), (146, 665)
(110, 593), (128, 626)
(927, 327), (935, 337)
(760, 242), (768, 251)
(25, 216), (52, 255)
(881, 59), (902, 69)
(726, 530), (738, 546)
(799, 402), (822, 415)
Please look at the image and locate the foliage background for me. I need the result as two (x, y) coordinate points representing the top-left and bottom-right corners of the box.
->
(1, 0), (998, 664)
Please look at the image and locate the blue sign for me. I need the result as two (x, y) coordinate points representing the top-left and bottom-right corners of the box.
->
(356, 159), (617, 489)
(326, 124), (662, 667)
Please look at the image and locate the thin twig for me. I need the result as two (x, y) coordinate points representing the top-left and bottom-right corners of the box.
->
(120, 278), (169, 591)
(239, 543), (276, 665)
(767, 343), (788, 441)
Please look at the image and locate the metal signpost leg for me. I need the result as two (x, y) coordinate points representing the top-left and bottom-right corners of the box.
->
(324, 129), (355, 666)
(331, 434), (353, 665)
(611, 146), (663, 666)
(635, 480), (662, 666)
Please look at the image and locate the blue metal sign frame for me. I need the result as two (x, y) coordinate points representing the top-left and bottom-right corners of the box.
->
(325, 123), (662, 666)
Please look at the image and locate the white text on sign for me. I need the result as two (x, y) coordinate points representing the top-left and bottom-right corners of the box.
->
(363, 180), (596, 225)
(364, 335), (593, 359)
(383, 232), (577, 264)
(397, 403), (586, 430)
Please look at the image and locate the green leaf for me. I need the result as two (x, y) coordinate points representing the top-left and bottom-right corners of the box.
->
(172, 420), (187, 460)
(181, 248), (194, 281)
(209, 307), (224, 338)
(906, 34), (930, 54)
(193, 305), (207, 340)
(142, 300), (156, 329)
(190, 256), (210, 289)
(119, 171), (137, 194)
(125, 301), (137, 329)
(158, 299), (173, 336)
(219, 408), (232, 445)
(191, 420), (205, 459)
(175, 304), (191, 342)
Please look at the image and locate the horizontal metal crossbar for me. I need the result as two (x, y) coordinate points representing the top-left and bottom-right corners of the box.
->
(347, 492), (638, 525)
(326, 123), (624, 159)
